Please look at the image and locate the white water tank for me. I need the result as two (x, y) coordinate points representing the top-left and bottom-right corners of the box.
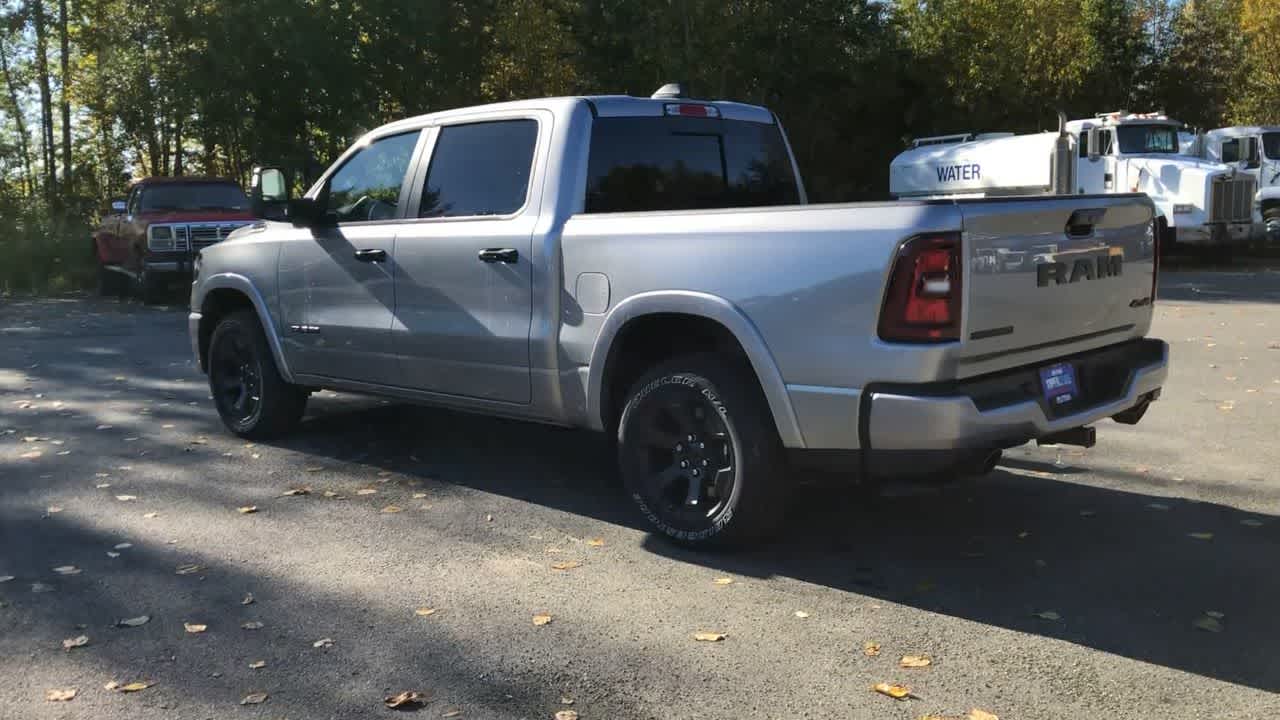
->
(890, 132), (1060, 199)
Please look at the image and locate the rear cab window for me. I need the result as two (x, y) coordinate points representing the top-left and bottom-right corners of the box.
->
(584, 114), (800, 213)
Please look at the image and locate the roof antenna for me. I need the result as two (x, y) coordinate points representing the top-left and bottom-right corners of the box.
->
(651, 83), (686, 99)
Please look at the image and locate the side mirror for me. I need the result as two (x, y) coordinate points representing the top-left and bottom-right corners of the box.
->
(1244, 136), (1261, 169)
(250, 166), (291, 220)
(1087, 128), (1102, 161)
(109, 199), (126, 213)
(286, 196), (336, 228)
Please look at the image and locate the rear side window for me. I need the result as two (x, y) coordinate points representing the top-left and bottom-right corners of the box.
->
(420, 120), (538, 218)
(585, 116), (800, 213)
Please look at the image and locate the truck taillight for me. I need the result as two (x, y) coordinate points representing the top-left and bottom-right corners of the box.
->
(878, 233), (962, 343)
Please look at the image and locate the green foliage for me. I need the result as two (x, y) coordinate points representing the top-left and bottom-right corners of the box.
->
(0, 0), (1278, 293)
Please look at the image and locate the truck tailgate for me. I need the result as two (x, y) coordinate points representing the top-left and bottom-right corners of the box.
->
(957, 194), (1156, 378)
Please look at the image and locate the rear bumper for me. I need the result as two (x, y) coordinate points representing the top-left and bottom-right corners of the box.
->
(1175, 223), (1251, 246)
(866, 338), (1167, 451)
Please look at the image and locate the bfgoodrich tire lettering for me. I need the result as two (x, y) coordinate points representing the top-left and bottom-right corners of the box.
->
(617, 353), (788, 548)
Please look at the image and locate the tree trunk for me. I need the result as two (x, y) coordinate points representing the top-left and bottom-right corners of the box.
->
(0, 36), (34, 196)
(173, 114), (184, 175)
(32, 0), (58, 201)
(58, 0), (72, 194)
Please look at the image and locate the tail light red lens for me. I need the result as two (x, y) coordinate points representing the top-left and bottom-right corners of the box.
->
(878, 233), (962, 343)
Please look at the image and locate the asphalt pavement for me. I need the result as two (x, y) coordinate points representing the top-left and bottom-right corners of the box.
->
(1, 268), (1278, 720)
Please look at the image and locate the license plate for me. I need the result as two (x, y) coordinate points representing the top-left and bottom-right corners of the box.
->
(1039, 362), (1077, 407)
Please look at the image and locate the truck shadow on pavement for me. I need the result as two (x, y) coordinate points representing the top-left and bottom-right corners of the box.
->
(271, 399), (1280, 694)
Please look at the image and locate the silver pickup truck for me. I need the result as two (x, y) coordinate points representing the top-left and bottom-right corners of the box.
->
(189, 87), (1169, 546)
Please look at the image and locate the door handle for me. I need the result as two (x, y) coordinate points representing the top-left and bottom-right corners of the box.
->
(478, 248), (518, 264)
(353, 248), (387, 263)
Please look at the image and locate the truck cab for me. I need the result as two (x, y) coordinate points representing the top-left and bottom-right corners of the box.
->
(890, 111), (1254, 249)
(93, 176), (255, 303)
(1192, 125), (1280, 243)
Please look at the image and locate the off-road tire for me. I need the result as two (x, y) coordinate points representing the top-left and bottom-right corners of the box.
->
(208, 310), (307, 439)
(616, 353), (789, 548)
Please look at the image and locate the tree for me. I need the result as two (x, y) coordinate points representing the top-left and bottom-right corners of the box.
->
(31, 0), (57, 199)
(1155, 0), (1245, 128)
(58, 0), (70, 189)
(1231, 0), (1280, 124)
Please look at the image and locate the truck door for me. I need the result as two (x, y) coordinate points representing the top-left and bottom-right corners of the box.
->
(276, 130), (422, 386)
(390, 116), (542, 404)
(1075, 131), (1107, 194)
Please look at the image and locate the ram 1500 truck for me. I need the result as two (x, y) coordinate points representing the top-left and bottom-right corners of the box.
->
(93, 176), (255, 303)
(189, 88), (1169, 547)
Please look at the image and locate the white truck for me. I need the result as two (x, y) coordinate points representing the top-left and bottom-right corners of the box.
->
(891, 112), (1255, 249)
(1185, 125), (1280, 243)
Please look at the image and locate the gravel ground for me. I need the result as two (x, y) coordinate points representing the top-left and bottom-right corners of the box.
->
(1, 268), (1278, 720)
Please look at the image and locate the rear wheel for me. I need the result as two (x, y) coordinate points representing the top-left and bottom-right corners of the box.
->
(617, 353), (788, 548)
(208, 310), (307, 439)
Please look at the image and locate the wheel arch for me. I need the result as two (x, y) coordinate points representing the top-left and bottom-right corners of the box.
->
(587, 291), (805, 448)
(196, 273), (294, 382)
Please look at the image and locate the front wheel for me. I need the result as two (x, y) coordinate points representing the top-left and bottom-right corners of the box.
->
(1264, 208), (1280, 245)
(616, 354), (788, 548)
(207, 310), (307, 439)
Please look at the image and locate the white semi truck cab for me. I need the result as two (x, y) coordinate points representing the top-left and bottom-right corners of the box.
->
(891, 111), (1255, 248)
(1188, 125), (1280, 242)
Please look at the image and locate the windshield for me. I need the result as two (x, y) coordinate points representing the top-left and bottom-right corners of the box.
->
(1262, 132), (1280, 160)
(140, 183), (248, 212)
(1115, 124), (1179, 155)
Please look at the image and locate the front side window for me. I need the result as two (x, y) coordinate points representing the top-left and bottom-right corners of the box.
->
(1262, 132), (1280, 160)
(419, 120), (539, 218)
(326, 131), (420, 222)
(584, 116), (800, 213)
(1221, 138), (1241, 164)
(1115, 124), (1178, 154)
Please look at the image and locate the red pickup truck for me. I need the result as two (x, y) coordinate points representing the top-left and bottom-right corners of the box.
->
(92, 176), (255, 303)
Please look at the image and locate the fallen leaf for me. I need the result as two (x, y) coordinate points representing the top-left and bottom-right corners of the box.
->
(304, 466), (325, 473)
(712, 577), (734, 586)
(0, 576), (12, 583)
(281, 487), (311, 496)
(382, 505), (404, 513)
(241, 621), (264, 630)
(794, 610), (810, 619)
(533, 613), (553, 626)
(323, 490), (343, 498)
(1193, 616), (1223, 633)
(1206, 610), (1225, 619)
(693, 631), (726, 642)
(45, 688), (77, 702)
(1033, 611), (1061, 621)
(313, 637), (333, 648)
(486, 514), (494, 522)
(106, 551), (120, 558)
(117, 615), (150, 627)
(441, 709), (463, 718)
(1017, 531), (1030, 539)
(46, 505), (63, 514)
(555, 711), (579, 720)
(237, 505), (258, 514)
(175, 563), (203, 575)
(560, 696), (575, 705)
(968, 710), (999, 720)
(31, 582), (54, 593)
(184, 622), (208, 634)
(143, 512), (159, 519)
(864, 641), (881, 657)
(1241, 518), (1264, 528)
(412, 492), (428, 499)
(113, 542), (132, 550)
(114, 495), (137, 502)
(586, 538), (605, 547)
(550, 561), (581, 571)
(62, 635), (89, 650)
(241, 593), (255, 605)
(52, 565), (81, 576)
(1147, 502), (1170, 511)
(249, 660), (267, 669)
(240, 692), (269, 705)
(118, 680), (155, 693)
(900, 655), (932, 668)
(103, 681), (119, 691)
(19, 450), (42, 459)
(415, 607), (437, 617)
(1188, 532), (1214, 541)
(385, 690), (428, 709)
(356, 488), (377, 495)
(250, 453), (260, 459)
(872, 682), (911, 700)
